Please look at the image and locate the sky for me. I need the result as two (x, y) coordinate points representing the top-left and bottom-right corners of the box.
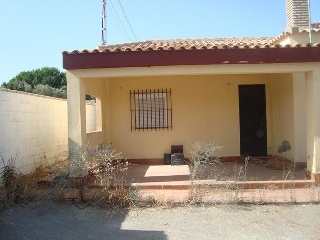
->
(0, 0), (319, 85)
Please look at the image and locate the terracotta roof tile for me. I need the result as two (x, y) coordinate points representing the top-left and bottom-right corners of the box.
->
(94, 37), (274, 53)
(62, 35), (320, 55)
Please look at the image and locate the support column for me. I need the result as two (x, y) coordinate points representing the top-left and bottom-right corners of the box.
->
(67, 71), (87, 177)
(292, 73), (307, 162)
(306, 69), (320, 182)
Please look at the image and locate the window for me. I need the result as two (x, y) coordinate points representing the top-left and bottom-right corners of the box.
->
(130, 89), (172, 131)
(86, 94), (102, 133)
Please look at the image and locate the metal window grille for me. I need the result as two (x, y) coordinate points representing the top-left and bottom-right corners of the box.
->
(130, 89), (172, 131)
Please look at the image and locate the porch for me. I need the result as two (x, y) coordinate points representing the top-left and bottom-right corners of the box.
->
(74, 162), (320, 203)
(65, 52), (320, 182)
(85, 161), (310, 190)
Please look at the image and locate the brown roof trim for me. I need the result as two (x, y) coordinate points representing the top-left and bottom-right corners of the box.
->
(63, 45), (320, 70)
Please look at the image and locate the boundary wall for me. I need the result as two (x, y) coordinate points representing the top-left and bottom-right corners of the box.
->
(0, 88), (68, 173)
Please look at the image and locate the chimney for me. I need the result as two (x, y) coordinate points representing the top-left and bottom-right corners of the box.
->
(285, 0), (310, 32)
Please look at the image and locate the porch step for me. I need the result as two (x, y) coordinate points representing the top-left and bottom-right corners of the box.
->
(138, 187), (320, 204)
(63, 180), (320, 204)
(130, 180), (316, 190)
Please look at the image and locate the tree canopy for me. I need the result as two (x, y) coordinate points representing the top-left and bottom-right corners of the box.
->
(1, 67), (67, 98)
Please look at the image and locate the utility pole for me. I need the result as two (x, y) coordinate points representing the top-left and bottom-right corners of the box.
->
(101, 0), (107, 45)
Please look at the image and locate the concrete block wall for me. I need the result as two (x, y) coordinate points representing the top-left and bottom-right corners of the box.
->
(0, 88), (68, 173)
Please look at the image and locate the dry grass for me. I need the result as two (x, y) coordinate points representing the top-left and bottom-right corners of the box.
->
(184, 143), (319, 205)
(1, 143), (319, 210)
(63, 144), (140, 209)
(0, 157), (49, 211)
(266, 156), (304, 171)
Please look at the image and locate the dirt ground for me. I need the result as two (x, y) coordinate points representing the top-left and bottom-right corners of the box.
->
(1, 201), (320, 240)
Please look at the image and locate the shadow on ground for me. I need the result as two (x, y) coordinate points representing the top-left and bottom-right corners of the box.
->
(0, 201), (166, 240)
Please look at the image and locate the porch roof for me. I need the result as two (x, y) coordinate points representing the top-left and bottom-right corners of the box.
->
(63, 37), (320, 70)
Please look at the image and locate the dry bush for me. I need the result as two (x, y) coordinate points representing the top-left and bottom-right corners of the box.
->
(68, 144), (138, 207)
(188, 141), (222, 165)
(81, 187), (137, 208)
(187, 141), (224, 203)
(0, 145), (139, 209)
(84, 144), (128, 188)
(0, 157), (48, 211)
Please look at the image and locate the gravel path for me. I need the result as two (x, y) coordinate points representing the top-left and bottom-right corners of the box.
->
(1, 202), (320, 240)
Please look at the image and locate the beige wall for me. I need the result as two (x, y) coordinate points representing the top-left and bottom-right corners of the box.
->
(0, 88), (68, 173)
(82, 73), (296, 160)
(67, 63), (320, 176)
(275, 32), (320, 45)
(306, 70), (320, 172)
(269, 74), (295, 160)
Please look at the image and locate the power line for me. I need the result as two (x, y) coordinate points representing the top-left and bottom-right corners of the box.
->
(108, 0), (131, 41)
(116, 0), (138, 41)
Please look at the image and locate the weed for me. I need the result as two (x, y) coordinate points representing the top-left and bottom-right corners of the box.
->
(1, 143), (319, 209)
(1, 157), (16, 189)
(0, 156), (40, 211)
(67, 144), (137, 208)
(188, 141), (223, 203)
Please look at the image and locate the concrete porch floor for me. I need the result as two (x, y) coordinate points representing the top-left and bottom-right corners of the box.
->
(124, 163), (320, 204)
(124, 162), (309, 189)
(78, 163), (320, 204)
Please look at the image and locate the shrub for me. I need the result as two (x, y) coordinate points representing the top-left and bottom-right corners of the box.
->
(189, 141), (222, 165)
(85, 144), (128, 188)
(32, 84), (67, 99)
(75, 144), (132, 207)
(0, 157), (39, 211)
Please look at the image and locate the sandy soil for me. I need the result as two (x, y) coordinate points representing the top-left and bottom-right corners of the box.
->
(1, 202), (320, 240)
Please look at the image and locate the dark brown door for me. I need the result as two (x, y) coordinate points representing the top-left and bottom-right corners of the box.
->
(238, 85), (267, 156)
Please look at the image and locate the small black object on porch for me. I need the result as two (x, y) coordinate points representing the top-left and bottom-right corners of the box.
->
(171, 145), (184, 165)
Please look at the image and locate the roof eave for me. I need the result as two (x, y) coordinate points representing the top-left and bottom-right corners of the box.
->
(63, 47), (320, 70)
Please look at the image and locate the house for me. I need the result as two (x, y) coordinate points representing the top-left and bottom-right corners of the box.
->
(63, 0), (320, 182)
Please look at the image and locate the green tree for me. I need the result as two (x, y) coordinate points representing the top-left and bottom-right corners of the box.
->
(1, 67), (67, 98)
